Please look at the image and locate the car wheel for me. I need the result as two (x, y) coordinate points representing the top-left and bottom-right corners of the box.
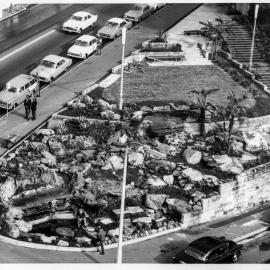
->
(232, 253), (239, 263)
(83, 54), (87, 60)
(49, 77), (53, 84)
(79, 28), (82, 33)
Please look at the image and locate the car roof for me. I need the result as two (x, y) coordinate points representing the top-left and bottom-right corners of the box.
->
(42, 54), (64, 63)
(72, 11), (91, 17)
(134, 3), (149, 8)
(8, 74), (35, 87)
(108, 17), (126, 24)
(189, 237), (225, 254)
(77, 35), (97, 42)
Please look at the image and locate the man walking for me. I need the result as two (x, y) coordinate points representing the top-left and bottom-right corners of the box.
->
(97, 226), (106, 255)
(24, 95), (31, 120)
(31, 96), (37, 120)
(96, 38), (102, 55)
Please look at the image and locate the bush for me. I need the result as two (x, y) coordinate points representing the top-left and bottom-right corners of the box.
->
(240, 79), (250, 88)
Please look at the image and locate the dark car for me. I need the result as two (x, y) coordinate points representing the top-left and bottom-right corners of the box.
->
(172, 236), (243, 264)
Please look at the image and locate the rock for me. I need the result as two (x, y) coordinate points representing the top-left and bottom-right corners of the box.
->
(155, 141), (177, 156)
(146, 159), (176, 173)
(56, 227), (75, 237)
(98, 99), (113, 110)
(230, 140), (244, 154)
(75, 236), (92, 245)
(224, 158), (243, 175)
(183, 183), (194, 191)
(36, 129), (55, 136)
(40, 234), (56, 244)
(101, 110), (118, 120)
(164, 131), (189, 145)
(102, 155), (124, 170)
(48, 137), (65, 156)
(108, 228), (119, 236)
(183, 148), (202, 164)
(128, 152), (144, 166)
(166, 198), (191, 213)
(242, 130), (269, 152)
(57, 240), (69, 247)
(140, 106), (152, 112)
(146, 175), (166, 187)
(132, 110), (144, 121)
(145, 194), (168, 210)
(14, 220), (32, 233)
(181, 168), (203, 182)
(163, 175), (174, 185)
(41, 151), (56, 166)
(202, 175), (219, 186)
(5, 221), (20, 238)
(0, 176), (16, 202)
(143, 145), (166, 159)
(5, 207), (23, 220)
(29, 142), (48, 152)
(133, 216), (152, 224)
(239, 152), (257, 164)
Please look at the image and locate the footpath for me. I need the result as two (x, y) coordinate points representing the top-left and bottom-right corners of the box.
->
(0, 3), (270, 263)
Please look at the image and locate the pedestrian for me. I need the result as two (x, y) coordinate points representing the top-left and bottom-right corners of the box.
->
(96, 225), (106, 255)
(24, 95), (31, 120)
(96, 38), (102, 55)
(77, 208), (87, 229)
(31, 96), (37, 120)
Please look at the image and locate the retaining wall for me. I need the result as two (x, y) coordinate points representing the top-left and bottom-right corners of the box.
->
(182, 162), (270, 227)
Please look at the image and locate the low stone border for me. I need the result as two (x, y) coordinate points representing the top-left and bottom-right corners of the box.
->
(0, 224), (183, 252)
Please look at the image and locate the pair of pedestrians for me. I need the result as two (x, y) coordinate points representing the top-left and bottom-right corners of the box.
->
(24, 95), (37, 121)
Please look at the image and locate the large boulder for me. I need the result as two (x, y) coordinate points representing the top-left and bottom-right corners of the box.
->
(166, 198), (192, 214)
(146, 159), (176, 173)
(75, 236), (92, 245)
(155, 141), (177, 156)
(202, 175), (220, 186)
(41, 151), (56, 166)
(182, 148), (202, 164)
(0, 176), (16, 202)
(5, 207), (23, 220)
(163, 175), (174, 185)
(14, 220), (32, 233)
(145, 193), (168, 210)
(29, 142), (48, 152)
(242, 130), (269, 152)
(128, 152), (144, 167)
(132, 216), (152, 225)
(239, 152), (257, 164)
(40, 234), (57, 244)
(56, 227), (75, 238)
(102, 155), (124, 170)
(57, 240), (69, 247)
(48, 137), (65, 156)
(4, 221), (20, 238)
(36, 129), (55, 136)
(181, 168), (203, 182)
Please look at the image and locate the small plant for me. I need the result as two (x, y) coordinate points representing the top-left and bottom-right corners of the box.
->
(56, 122), (68, 135)
(78, 115), (90, 130)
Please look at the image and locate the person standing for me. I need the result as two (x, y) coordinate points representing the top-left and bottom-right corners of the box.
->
(97, 226), (106, 255)
(31, 96), (37, 120)
(96, 38), (102, 55)
(24, 95), (31, 120)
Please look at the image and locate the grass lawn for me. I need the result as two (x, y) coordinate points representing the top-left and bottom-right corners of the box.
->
(102, 64), (249, 106)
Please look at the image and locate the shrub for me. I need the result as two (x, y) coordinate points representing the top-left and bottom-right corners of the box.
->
(240, 79), (250, 88)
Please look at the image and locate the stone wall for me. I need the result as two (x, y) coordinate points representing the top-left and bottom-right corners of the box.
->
(182, 162), (270, 227)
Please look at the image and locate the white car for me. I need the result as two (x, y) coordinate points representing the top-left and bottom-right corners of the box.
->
(31, 55), (72, 83)
(62, 11), (98, 33)
(149, 3), (166, 10)
(124, 4), (154, 22)
(67, 35), (99, 59)
(97, 17), (132, 40)
(0, 74), (38, 110)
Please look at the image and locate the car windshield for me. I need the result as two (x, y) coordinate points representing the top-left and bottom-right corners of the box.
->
(75, 40), (88, 47)
(7, 87), (17, 93)
(185, 246), (206, 261)
(72, 15), (83, 21)
(40, 60), (55, 68)
(134, 5), (143, 11)
(106, 21), (118, 27)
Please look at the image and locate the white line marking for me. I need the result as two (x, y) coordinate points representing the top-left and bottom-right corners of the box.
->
(0, 29), (56, 62)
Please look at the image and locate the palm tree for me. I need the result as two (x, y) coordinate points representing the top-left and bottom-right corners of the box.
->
(188, 88), (220, 137)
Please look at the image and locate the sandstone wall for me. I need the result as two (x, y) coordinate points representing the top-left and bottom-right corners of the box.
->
(182, 162), (270, 227)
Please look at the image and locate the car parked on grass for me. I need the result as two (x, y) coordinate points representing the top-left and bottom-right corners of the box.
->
(62, 11), (98, 33)
(172, 236), (243, 264)
(124, 4), (154, 22)
(97, 17), (132, 40)
(67, 35), (99, 59)
(31, 54), (72, 83)
(0, 74), (38, 110)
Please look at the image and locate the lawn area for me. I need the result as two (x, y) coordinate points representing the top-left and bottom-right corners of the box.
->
(101, 64), (249, 106)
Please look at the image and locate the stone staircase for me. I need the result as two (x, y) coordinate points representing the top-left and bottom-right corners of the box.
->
(222, 23), (270, 90)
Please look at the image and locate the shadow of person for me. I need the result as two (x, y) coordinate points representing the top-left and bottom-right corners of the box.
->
(82, 251), (100, 263)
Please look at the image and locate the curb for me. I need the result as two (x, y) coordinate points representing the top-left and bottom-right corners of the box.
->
(0, 8), (27, 22)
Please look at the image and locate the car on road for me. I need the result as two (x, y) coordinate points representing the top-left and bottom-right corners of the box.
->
(62, 11), (98, 33)
(124, 4), (154, 22)
(149, 3), (166, 10)
(31, 54), (72, 83)
(172, 236), (243, 264)
(97, 17), (132, 40)
(67, 35), (99, 59)
(0, 74), (38, 110)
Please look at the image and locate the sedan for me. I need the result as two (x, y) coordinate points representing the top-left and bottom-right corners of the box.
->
(97, 17), (132, 40)
(67, 35), (99, 59)
(172, 236), (243, 264)
(31, 55), (72, 83)
(62, 11), (98, 33)
(124, 4), (154, 22)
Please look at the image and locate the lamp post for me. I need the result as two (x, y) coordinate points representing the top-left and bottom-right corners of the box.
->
(249, 4), (259, 71)
(116, 146), (128, 264)
(119, 27), (127, 111)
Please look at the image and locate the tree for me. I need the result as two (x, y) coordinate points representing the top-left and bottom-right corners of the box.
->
(188, 88), (219, 138)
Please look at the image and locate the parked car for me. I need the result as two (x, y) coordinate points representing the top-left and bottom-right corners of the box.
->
(97, 17), (132, 40)
(124, 4), (154, 22)
(0, 74), (38, 110)
(31, 55), (72, 83)
(172, 236), (243, 264)
(62, 11), (98, 33)
(149, 3), (166, 10)
(67, 35), (99, 59)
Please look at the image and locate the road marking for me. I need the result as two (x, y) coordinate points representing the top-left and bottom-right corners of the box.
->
(238, 231), (270, 245)
(0, 29), (56, 62)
